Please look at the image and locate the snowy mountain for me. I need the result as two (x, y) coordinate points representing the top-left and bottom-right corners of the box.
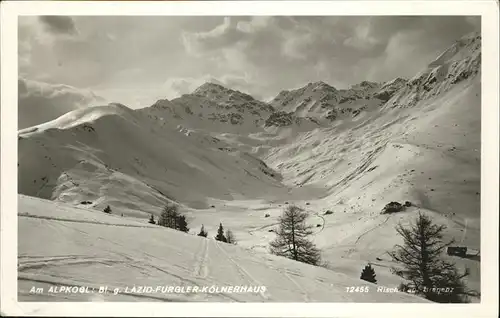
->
(18, 78), (105, 129)
(141, 82), (275, 133)
(17, 32), (481, 302)
(385, 32), (481, 109)
(269, 79), (402, 123)
(18, 102), (285, 214)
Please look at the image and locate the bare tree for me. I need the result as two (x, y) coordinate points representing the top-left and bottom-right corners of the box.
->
(389, 213), (474, 303)
(269, 205), (321, 265)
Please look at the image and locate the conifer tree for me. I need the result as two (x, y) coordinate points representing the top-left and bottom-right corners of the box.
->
(389, 213), (473, 303)
(360, 264), (377, 283)
(215, 223), (227, 242)
(158, 203), (179, 228)
(198, 225), (208, 237)
(157, 203), (189, 232)
(177, 215), (189, 233)
(148, 214), (156, 224)
(269, 205), (321, 265)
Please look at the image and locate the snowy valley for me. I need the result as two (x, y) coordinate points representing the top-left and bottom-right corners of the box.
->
(17, 32), (481, 302)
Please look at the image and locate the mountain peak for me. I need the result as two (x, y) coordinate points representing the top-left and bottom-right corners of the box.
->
(350, 80), (379, 90)
(309, 81), (337, 91)
(193, 82), (228, 95)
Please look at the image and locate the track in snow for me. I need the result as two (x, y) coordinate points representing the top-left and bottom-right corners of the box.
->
(214, 241), (271, 301)
(192, 238), (210, 279)
(355, 215), (392, 244)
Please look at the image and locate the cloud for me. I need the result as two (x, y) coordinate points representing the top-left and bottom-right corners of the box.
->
(182, 17), (243, 56)
(18, 78), (105, 129)
(39, 16), (78, 35)
(343, 20), (381, 50)
(236, 16), (273, 33)
(20, 16), (481, 108)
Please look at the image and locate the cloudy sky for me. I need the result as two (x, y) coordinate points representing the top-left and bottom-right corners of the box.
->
(19, 16), (480, 109)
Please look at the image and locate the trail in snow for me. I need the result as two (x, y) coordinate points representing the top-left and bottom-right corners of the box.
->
(214, 241), (271, 301)
(281, 270), (310, 302)
(23, 219), (240, 302)
(313, 212), (326, 234)
(193, 238), (210, 279)
(247, 222), (279, 235)
(355, 215), (392, 244)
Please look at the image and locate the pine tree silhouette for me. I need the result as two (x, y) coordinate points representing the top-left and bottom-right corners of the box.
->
(177, 215), (189, 233)
(148, 214), (156, 224)
(215, 223), (227, 242)
(360, 264), (377, 283)
(198, 225), (208, 237)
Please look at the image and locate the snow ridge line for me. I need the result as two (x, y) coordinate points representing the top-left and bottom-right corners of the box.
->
(18, 213), (157, 229)
(18, 256), (127, 272)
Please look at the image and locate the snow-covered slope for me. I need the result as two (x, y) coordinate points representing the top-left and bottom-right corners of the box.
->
(258, 32), (481, 296)
(385, 32), (481, 109)
(18, 195), (428, 302)
(18, 102), (286, 214)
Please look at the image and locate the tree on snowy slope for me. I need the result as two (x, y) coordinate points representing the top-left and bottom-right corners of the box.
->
(225, 229), (237, 245)
(177, 214), (189, 233)
(269, 205), (321, 266)
(215, 223), (227, 242)
(389, 213), (473, 303)
(198, 225), (208, 237)
(158, 204), (178, 228)
(148, 214), (156, 224)
(360, 264), (377, 284)
(158, 203), (189, 232)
